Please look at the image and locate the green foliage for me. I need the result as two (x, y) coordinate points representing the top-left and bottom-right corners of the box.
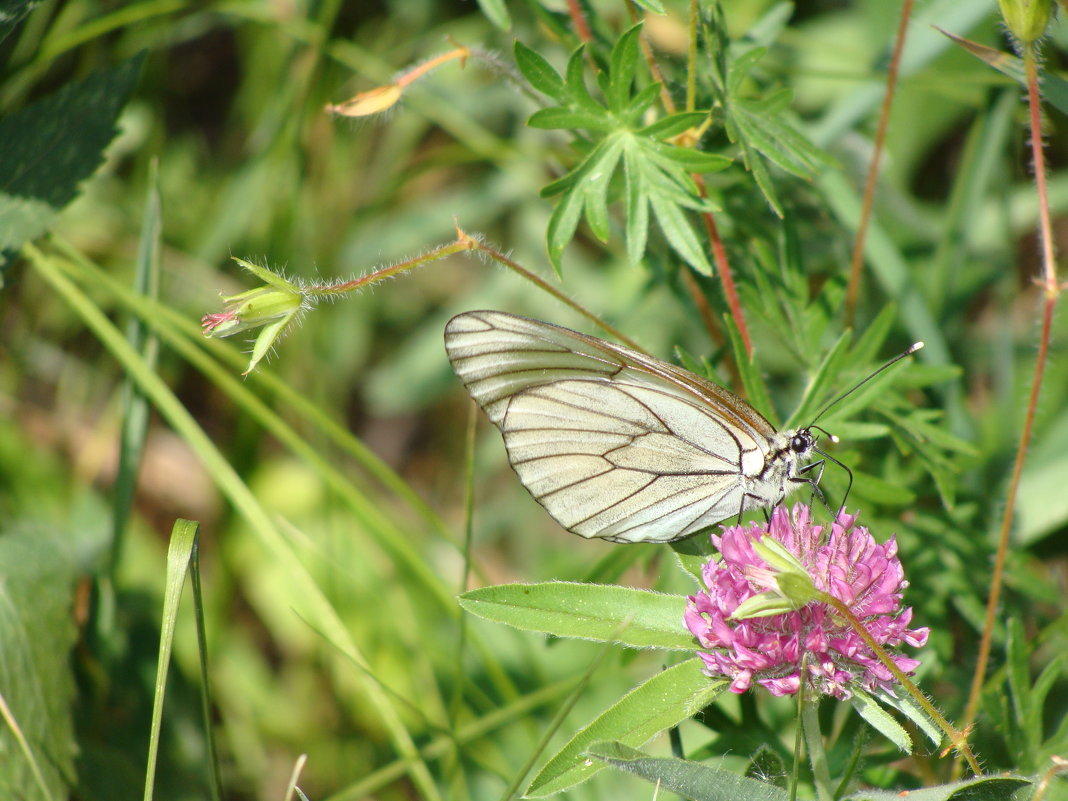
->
(0, 53), (144, 256)
(517, 29), (729, 275)
(0, 530), (78, 801)
(1, 1), (1067, 800)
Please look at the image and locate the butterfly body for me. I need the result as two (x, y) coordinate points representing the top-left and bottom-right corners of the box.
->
(445, 310), (817, 544)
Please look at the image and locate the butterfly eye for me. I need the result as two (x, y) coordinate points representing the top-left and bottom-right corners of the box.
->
(791, 433), (810, 453)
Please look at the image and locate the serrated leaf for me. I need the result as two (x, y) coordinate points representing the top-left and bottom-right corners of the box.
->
(608, 25), (644, 114)
(0, 529), (78, 801)
(0, 52), (145, 253)
(459, 582), (694, 650)
(851, 688), (912, 753)
(515, 40), (565, 99)
(585, 740), (790, 801)
(527, 660), (725, 796)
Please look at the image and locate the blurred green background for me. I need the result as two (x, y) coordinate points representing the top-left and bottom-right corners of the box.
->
(2, 0), (1068, 799)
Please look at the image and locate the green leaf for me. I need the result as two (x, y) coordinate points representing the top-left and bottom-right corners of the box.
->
(0, 52), (145, 253)
(623, 147), (648, 264)
(650, 143), (732, 173)
(724, 313), (778, 427)
(629, 0), (666, 13)
(585, 740), (790, 801)
(608, 25), (644, 114)
(0, 529), (78, 801)
(515, 40), (565, 99)
(731, 99), (824, 180)
(850, 688), (912, 753)
(842, 776), (1032, 801)
(582, 136), (626, 242)
(527, 660), (725, 796)
(650, 192), (713, 275)
(528, 107), (615, 131)
(784, 330), (853, 428)
(459, 582), (694, 650)
(565, 47), (601, 113)
(942, 29), (1068, 117)
(876, 691), (943, 747)
(546, 180), (586, 273)
(639, 111), (709, 139)
(475, 0), (510, 30)
(622, 82), (663, 123)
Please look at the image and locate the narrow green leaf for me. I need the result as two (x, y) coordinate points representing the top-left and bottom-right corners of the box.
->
(942, 28), (1068, 117)
(876, 691), (942, 747)
(475, 0), (510, 29)
(582, 136), (626, 242)
(723, 314), (777, 427)
(459, 582), (694, 650)
(639, 110), (709, 139)
(735, 134), (783, 217)
(514, 40), (565, 99)
(1005, 618), (1030, 734)
(565, 47), (601, 113)
(847, 304), (897, 369)
(784, 330), (853, 429)
(623, 147), (648, 264)
(651, 143), (732, 172)
(732, 101), (824, 180)
(546, 184), (586, 274)
(586, 740), (790, 801)
(851, 688), (912, 754)
(727, 46), (767, 97)
(608, 24), (644, 114)
(527, 660), (725, 796)
(629, 0), (666, 12)
(528, 107), (614, 131)
(621, 82), (662, 124)
(145, 519), (200, 801)
(650, 192), (714, 275)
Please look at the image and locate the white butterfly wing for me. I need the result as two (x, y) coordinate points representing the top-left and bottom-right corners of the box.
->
(444, 311), (782, 543)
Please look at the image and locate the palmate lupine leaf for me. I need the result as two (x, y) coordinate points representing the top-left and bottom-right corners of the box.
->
(517, 26), (729, 276)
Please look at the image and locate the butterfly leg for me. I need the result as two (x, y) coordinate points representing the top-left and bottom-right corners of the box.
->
(791, 458), (829, 513)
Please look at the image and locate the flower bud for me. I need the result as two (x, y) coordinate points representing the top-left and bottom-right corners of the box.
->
(202, 258), (305, 373)
(998, 0), (1052, 45)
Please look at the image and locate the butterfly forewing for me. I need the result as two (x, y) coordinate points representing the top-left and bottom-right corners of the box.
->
(444, 310), (793, 544)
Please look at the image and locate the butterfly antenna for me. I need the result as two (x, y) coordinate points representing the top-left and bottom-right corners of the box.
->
(808, 341), (924, 428)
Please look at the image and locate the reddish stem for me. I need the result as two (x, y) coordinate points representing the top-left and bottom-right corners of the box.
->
(959, 41), (1062, 763)
(844, 0), (914, 326)
(565, 0), (592, 42)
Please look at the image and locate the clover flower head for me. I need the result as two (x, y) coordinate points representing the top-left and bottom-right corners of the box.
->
(684, 504), (928, 700)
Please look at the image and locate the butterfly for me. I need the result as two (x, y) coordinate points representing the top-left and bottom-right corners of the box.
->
(444, 310), (920, 544)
